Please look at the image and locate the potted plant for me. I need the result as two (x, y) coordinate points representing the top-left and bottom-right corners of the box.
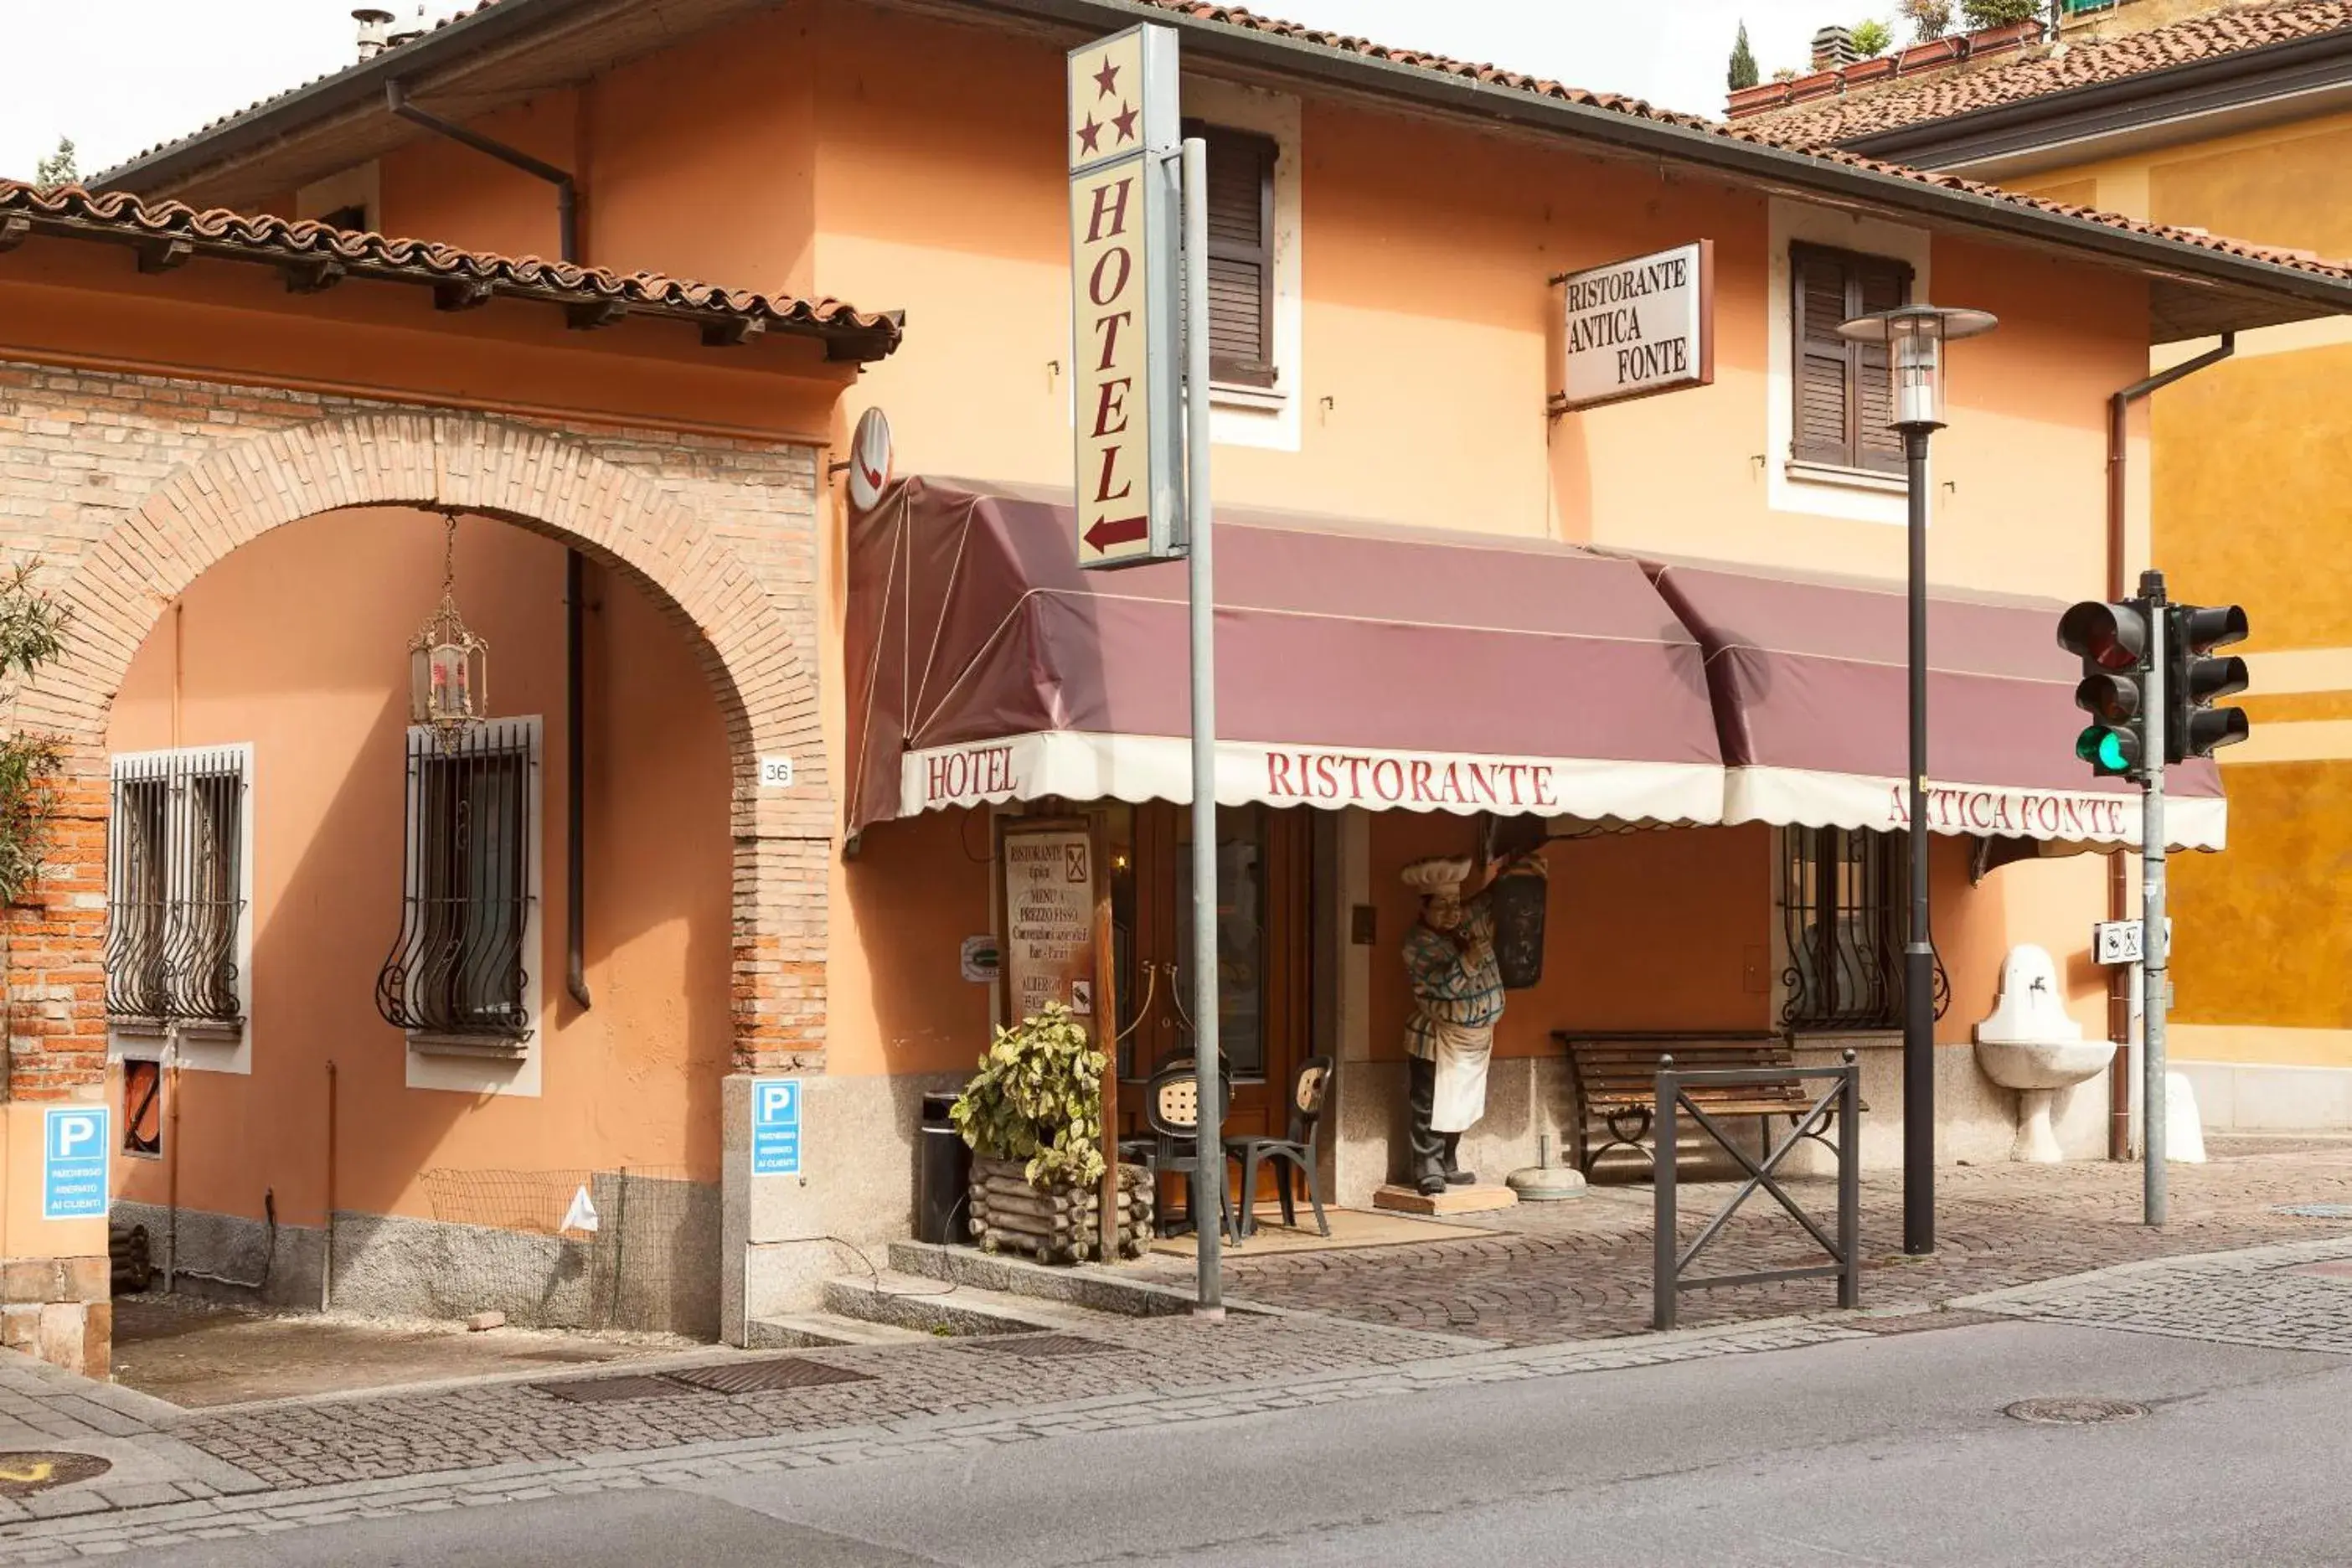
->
(948, 1003), (1153, 1262)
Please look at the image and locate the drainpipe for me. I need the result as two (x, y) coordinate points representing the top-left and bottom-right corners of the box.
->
(389, 77), (592, 1008)
(2104, 332), (2233, 1160)
(384, 80), (578, 265)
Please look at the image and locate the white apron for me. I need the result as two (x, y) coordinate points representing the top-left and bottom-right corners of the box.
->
(1426, 1018), (1494, 1134)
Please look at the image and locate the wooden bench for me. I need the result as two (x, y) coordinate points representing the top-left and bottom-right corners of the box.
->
(1554, 1031), (1866, 1176)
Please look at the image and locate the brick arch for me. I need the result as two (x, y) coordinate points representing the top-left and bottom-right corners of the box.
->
(11, 410), (828, 1100)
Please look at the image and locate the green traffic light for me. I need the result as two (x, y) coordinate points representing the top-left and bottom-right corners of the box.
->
(2076, 725), (2129, 772)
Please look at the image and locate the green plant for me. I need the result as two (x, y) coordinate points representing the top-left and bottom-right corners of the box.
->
(1728, 22), (1760, 90)
(1899, 0), (1955, 39)
(947, 1003), (1108, 1189)
(0, 563), (67, 905)
(1850, 18), (1894, 55)
(1962, 0), (2043, 26)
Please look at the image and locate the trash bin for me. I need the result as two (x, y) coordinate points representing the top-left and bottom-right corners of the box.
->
(917, 1092), (972, 1245)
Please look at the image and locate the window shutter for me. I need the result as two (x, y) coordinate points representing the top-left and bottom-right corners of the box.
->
(1853, 256), (1911, 475)
(1186, 121), (1277, 389)
(1792, 247), (1855, 467)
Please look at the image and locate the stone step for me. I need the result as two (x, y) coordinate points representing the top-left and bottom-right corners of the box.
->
(888, 1239), (1215, 1320)
(745, 1310), (936, 1350)
(823, 1270), (1094, 1338)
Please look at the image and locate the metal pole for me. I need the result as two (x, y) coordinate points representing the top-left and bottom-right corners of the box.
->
(1653, 1057), (1678, 1332)
(1181, 137), (1225, 1318)
(2141, 570), (2169, 1226)
(1902, 426), (1936, 1256)
(1838, 1049), (1860, 1309)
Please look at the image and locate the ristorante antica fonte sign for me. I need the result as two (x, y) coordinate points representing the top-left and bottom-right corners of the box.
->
(1885, 782), (2128, 840)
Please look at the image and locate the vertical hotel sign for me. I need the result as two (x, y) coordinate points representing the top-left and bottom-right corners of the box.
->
(1068, 25), (1184, 569)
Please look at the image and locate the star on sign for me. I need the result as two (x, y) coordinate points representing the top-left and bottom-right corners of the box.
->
(1112, 101), (1139, 142)
(1076, 115), (1105, 154)
(1093, 57), (1121, 97)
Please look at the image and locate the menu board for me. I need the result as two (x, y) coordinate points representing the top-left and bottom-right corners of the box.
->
(1000, 822), (1098, 1032)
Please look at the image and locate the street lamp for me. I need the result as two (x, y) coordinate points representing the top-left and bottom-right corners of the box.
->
(1836, 302), (1997, 1256)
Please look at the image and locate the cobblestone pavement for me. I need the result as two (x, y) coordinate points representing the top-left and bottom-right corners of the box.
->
(1, 1144), (2349, 1560)
(1126, 1142), (2352, 1344)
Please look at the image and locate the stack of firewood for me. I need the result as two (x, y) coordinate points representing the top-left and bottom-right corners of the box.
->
(968, 1158), (1155, 1263)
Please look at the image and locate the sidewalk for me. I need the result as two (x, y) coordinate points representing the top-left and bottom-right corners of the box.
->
(0, 1142), (2344, 1560)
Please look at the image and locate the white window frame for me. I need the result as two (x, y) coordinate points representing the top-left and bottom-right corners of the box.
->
(400, 716), (545, 1099)
(104, 743), (255, 1075)
(1767, 198), (1933, 526)
(1183, 76), (1304, 454)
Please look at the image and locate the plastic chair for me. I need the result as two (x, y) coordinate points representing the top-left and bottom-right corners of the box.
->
(1225, 1056), (1335, 1238)
(1137, 1061), (1234, 1242)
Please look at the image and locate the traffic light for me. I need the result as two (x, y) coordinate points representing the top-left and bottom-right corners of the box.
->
(2167, 602), (2250, 762)
(2057, 599), (2153, 778)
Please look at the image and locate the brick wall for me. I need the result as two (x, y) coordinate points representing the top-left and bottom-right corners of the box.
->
(0, 358), (834, 1102)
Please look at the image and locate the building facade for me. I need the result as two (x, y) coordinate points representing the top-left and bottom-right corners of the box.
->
(1741, 0), (2352, 1133)
(1, 0), (2346, 1372)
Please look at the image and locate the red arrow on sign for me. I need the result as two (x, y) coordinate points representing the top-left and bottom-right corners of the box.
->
(1083, 515), (1148, 554)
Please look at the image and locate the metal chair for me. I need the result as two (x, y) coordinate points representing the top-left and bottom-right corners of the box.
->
(1225, 1055), (1335, 1239)
(1135, 1061), (1234, 1242)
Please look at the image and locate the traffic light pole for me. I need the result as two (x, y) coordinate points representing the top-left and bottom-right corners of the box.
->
(1903, 426), (1935, 1256)
(2140, 569), (2169, 1227)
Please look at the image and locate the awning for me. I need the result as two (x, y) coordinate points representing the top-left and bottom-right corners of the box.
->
(1638, 556), (2226, 852)
(847, 477), (1725, 832)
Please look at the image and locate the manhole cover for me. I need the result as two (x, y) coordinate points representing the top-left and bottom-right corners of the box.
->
(534, 1374), (711, 1404)
(665, 1358), (874, 1395)
(959, 1333), (1117, 1359)
(0, 1452), (110, 1496)
(2272, 1204), (2352, 1220)
(2004, 1397), (2149, 1426)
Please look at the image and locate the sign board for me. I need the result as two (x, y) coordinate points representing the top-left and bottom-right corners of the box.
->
(750, 1078), (802, 1177)
(846, 406), (894, 513)
(1068, 24), (1184, 570)
(1555, 240), (1714, 411)
(41, 1107), (108, 1222)
(2096, 918), (2171, 967)
(758, 756), (795, 790)
(960, 935), (1001, 984)
(998, 818), (1099, 1029)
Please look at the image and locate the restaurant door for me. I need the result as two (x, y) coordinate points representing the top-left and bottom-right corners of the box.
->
(1110, 802), (1313, 1197)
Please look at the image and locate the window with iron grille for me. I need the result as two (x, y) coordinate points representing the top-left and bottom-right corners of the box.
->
(105, 747), (250, 1031)
(375, 720), (537, 1041)
(1779, 826), (1948, 1032)
(1791, 243), (1913, 475)
(1183, 120), (1278, 389)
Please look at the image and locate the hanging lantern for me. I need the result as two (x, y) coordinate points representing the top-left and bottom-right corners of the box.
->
(409, 510), (488, 748)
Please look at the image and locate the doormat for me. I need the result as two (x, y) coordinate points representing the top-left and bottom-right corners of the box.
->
(666, 1358), (876, 1395)
(957, 1334), (1117, 1359)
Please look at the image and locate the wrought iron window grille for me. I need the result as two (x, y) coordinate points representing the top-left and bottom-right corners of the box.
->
(1778, 825), (1948, 1033)
(375, 719), (537, 1041)
(104, 748), (249, 1030)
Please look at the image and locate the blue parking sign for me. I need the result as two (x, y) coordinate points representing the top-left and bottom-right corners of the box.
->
(42, 1107), (109, 1221)
(751, 1079), (802, 1177)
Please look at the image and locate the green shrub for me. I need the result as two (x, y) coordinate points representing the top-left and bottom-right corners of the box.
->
(948, 1003), (1108, 1190)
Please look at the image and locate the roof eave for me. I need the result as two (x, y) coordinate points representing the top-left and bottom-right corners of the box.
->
(1841, 23), (2352, 170)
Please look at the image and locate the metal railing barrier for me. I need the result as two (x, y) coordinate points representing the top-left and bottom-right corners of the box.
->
(1653, 1050), (1860, 1331)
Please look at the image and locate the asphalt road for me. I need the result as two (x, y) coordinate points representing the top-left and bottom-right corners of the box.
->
(143, 1319), (2352, 1566)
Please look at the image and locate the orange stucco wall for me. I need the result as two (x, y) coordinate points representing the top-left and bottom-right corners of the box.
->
(104, 508), (735, 1228)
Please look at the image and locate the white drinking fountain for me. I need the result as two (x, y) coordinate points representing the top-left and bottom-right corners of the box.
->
(1973, 943), (2115, 1163)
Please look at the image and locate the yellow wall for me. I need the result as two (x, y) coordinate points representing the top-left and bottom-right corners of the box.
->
(104, 508), (735, 1229)
(2007, 102), (2352, 1068)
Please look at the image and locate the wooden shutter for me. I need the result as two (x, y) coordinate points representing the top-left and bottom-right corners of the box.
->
(1789, 244), (1913, 473)
(1187, 121), (1277, 389)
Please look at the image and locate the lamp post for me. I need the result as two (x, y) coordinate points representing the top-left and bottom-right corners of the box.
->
(1835, 303), (1997, 1256)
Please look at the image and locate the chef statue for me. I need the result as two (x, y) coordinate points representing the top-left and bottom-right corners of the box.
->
(1400, 850), (1546, 1195)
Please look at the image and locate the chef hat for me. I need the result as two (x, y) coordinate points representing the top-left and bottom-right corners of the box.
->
(1401, 856), (1473, 896)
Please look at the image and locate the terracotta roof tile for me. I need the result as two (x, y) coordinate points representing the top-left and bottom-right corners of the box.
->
(1741, 0), (2352, 147)
(95, 0), (2352, 295)
(0, 177), (903, 355)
